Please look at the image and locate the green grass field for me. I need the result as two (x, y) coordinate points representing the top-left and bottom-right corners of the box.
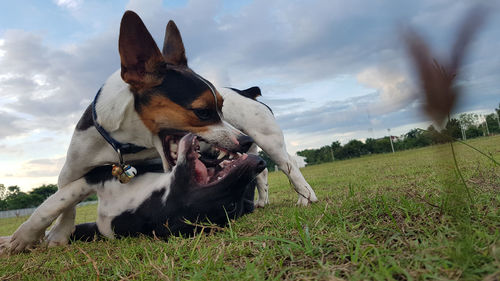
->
(1, 136), (499, 280)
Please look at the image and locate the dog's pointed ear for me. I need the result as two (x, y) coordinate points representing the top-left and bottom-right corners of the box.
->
(119, 11), (164, 89)
(242, 86), (261, 99)
(231, 86), (261, 100)
(162, 20), (188, 66)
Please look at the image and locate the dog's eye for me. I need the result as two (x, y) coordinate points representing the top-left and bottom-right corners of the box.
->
(193, 108), (212, 121)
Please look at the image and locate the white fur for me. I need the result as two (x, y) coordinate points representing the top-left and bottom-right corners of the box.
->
(218, 87), (318, 207)
(95, 172), (173, 238)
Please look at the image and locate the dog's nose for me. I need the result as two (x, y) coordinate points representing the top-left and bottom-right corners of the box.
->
(237, 135), (254, 152)
(256, 158), (267, 173)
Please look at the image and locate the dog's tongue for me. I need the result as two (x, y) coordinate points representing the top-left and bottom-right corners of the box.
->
(194, 158), (208, 185)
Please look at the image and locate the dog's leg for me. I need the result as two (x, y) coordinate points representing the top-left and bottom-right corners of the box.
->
(263, 144), (318, 206)
(45, 207), (77, 247)
(250, 126), (318, 206)
(254, 168), (269, 208)
(282, 153), (318, 206)
(246, 144), (269, 208)
(8, 178), (92, 253)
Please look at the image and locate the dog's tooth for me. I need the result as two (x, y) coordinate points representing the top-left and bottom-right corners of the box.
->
(217, 151), (227, 160)
(217, 176), (222, 180)
(197, 153), (201, 158)
(170, 143), (178, 152)
(229, 153), (235, 160)
(237, 152), (242, 157)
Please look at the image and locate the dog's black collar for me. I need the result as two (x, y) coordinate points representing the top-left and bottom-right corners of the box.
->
(92, 88), (147, 161)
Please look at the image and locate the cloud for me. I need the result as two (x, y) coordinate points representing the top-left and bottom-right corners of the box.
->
(54, 0), (83, 10)
(0, 0), (499, 190)
(356, 67), (417, 114)
(14, 157), (66, 178)
(0, 25), (119, 138)
(0, 112), (26, 139)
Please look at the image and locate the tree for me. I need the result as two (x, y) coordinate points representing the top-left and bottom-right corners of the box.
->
(444, 118), (462, 139)
(0, 184), (7, 200)
(8, 185), (20, 194)
(0, 184), (7, 210)
(458, 113), (479, 129)
(28, 184), (58, 207)
(365, 138), (377, 154)
(485, 113), (499, 134)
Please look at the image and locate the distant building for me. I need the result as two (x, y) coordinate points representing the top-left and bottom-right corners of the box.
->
(291, 155), (307, 168)
(273, 155), (306, 172)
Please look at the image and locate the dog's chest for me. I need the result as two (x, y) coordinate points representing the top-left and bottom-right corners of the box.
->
(96, 173), (171, 219)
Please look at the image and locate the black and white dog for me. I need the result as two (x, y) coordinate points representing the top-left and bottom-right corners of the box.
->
(70, 134), (265, 241)
(2, 11), (252, 253)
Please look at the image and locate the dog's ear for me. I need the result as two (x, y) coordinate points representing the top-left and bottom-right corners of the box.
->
(241, 86), (261, 100)
(162, 20), (188, 66)
(119, 11), (164, 90)
(231, 86), (262, 100)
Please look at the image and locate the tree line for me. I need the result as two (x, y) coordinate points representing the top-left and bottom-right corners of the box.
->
(260, 105), (500, 169)
(295, 107), (500, 166)
(0, 184), (96, 211)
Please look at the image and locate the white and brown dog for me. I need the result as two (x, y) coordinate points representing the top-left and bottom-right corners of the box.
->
(1, 11), (252, 254)
(216, 87), (318, 207)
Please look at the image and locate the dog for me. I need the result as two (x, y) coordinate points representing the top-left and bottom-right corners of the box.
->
(70, 134), (265, 241)
(217, 87), (318, 207)
(2, 11), (253, 254)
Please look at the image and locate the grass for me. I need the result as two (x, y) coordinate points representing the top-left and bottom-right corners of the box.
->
(1, 136), (499, 280)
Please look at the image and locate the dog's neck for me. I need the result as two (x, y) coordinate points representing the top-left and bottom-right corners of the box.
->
(95, 70), (157, 149)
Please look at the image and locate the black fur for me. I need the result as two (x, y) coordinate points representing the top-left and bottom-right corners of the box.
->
(70, 223), (100, 242)
(230, 86), (261, 100)
(229, 87), (273, 115)
(75, 104), (93, 131)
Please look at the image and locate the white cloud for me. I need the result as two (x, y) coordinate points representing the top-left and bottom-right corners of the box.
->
(0, 0), (499, 190)
(356, 67), (417, 114)
(54, 0), (83, 10)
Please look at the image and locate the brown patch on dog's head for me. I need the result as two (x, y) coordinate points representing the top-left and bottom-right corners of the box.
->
(137, 93), (222, 135)
(190, 89), (224, 113)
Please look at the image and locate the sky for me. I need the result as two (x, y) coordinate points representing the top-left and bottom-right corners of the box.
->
(0, 0), (499, 191)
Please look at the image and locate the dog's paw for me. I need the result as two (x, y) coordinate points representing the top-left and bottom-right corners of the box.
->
(296, 193), (318, 206)
(45, 229), (71, 247)
(45, 220), (75, 247)
(9, 223), (44, 254)
(0, 236), (12, 255)
(254, 199), (267, 208)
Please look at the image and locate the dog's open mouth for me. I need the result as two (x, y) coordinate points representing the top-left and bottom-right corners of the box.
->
(160, 131), (254, 186)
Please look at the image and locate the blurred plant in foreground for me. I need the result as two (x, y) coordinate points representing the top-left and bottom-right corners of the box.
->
(402, 5), (498, 270)
(403, 6), (487, 127)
